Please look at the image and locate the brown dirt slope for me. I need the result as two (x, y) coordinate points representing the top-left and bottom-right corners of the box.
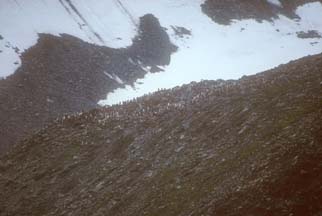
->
(0, 54), (321, 216)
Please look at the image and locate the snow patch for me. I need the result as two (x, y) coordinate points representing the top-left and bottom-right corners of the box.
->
(104, 71), (124, 84)
(296, 2), (322, 31)
(267, 0), (282, 7)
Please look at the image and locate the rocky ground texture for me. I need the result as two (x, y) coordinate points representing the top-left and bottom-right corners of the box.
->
(0, 53), (321, 216)
(201, 0), (322, 25)
(0, 14), (177, 153)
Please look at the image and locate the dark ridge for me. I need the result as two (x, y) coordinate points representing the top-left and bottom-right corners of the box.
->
(0, 53), (321, 216)
(0, 14), (177, 154)
(129, 14), (178, 68)
(201, 0), (322, 25)
(58, 0), (73, 16)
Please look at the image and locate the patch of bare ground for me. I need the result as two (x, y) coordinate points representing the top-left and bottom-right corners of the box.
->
(201, 0), (322, 25)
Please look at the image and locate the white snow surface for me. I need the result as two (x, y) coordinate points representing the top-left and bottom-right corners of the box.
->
(0, 0), (322, 105)
(267, 0), (283, 7)
(104, 71), (124, 84)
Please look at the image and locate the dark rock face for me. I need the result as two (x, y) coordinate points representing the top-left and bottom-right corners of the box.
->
(201, 0), (322, 25)
(297, 30), (322, 39)
(0, 54), (321, 216)
(130, 14), (177, 68)
(0, 14), (176, 153)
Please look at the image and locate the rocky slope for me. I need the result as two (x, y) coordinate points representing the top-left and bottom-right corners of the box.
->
(0, 53), (321, 216)
(0, 14), (176, 153)
(1, 1), (322, 154)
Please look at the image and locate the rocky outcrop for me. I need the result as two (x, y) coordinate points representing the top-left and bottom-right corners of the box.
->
(201, 0), (322, 25)
(0, 14), (177, 153)
(0, 54), (321, 216)
(297, 30), (322, 39)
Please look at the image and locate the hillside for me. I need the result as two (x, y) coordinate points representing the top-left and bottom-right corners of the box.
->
(0, 53), (321, 216)
(1, 0), (322, 153)
(0, 14), (176, 152)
